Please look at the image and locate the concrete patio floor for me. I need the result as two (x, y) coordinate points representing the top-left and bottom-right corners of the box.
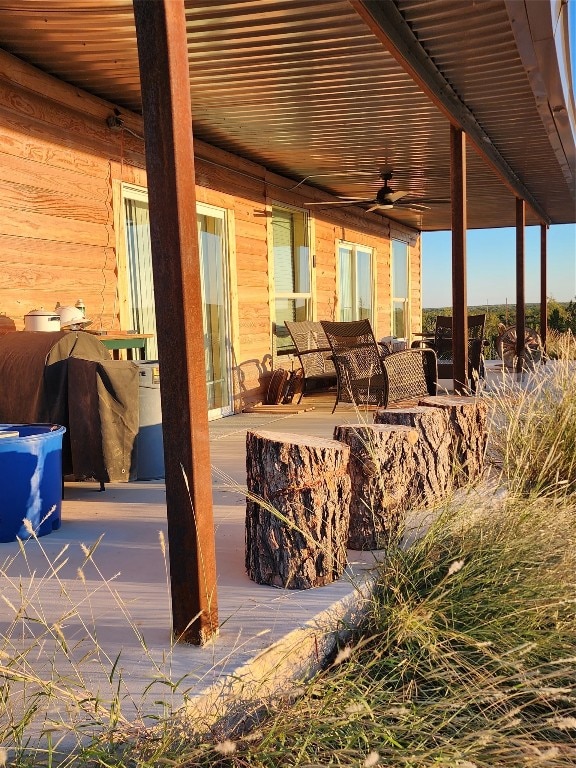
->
(1, 392), (392, 750)
(0, 362), (529, 750)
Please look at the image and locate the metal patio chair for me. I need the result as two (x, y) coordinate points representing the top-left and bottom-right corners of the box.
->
(284, 320), (337, 401)
(321, 319), (437, 412)
(413, 313), (486, 392)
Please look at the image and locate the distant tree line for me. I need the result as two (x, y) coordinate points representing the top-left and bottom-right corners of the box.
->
(422, 300), (576, 356)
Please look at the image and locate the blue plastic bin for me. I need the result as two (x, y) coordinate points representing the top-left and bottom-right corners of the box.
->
(0, 424), (66, 543)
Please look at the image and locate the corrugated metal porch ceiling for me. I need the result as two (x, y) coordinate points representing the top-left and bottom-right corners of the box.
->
(0, 0), (572, 231)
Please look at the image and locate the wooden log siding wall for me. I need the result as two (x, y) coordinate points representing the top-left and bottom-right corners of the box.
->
(0, 47), (421, 410)
(0, 48), (146, 332)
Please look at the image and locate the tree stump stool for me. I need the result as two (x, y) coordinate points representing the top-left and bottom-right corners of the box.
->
(419, 395), (487, 485)
(374, 406), (453, 507)
(245, 430), (351, 589)
(333, 424), (418, 550)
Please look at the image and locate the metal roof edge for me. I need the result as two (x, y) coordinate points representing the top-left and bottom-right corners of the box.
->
(505, 0), (576, 197)
(350, 0), (552, 224)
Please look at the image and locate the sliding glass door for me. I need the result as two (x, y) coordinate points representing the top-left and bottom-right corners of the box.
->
(197, 204), (233, 419)
(122, 187), (233, 419)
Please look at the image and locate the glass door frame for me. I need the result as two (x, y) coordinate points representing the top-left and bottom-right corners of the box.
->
(117, 184), (234, 420)
(196, 201), (234, 420)
(391, 239), (411, 340)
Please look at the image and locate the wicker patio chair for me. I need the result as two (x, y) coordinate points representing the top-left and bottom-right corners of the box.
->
(321, 319), (437, 412)
(284, 320), (337, 402)
(413, 313), (486, 391)
(382, 347), (438, 406)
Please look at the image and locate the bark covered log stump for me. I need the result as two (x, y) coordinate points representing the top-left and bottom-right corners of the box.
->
(419, 395), (487, 485)
(245, 430), (351, 589)
(333, 424), (418, 550)
(374, 406), (453, 507)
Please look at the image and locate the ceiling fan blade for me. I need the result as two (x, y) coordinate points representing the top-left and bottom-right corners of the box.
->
(399, 197), (451, 204)
(290, 171), (377, 191)
(398, 203), (431, 212)
(386, 190), (410, 202)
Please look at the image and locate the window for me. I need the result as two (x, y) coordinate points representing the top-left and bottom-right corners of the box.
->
(271, 206), (311, 350)
(337, 242), (374, 322)
(391, 239), (410, 338)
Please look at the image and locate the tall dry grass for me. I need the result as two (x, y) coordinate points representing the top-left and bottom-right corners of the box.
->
(488, 340), (576, 497)
(152, 490), (573, 768)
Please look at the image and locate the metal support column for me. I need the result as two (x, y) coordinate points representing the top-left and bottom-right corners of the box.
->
(450, 125), (468, 393)
(515, 198), (526, 373)
(133, 0), (218, 644)
(540, 223), (548, 353)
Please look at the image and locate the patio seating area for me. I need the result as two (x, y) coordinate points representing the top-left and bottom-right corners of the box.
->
(320, 319), (438, 412)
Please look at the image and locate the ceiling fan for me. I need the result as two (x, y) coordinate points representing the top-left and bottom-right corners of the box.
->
(304, 170), (449, 213)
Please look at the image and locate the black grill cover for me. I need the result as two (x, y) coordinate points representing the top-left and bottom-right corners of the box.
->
(0, 331), (138, 482)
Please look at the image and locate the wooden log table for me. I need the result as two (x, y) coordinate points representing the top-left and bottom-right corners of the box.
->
(245, 430), (351, 589)
(418, 395), (488, 485)
(333, 423), (418, 550)
(374, 406), (453, 507)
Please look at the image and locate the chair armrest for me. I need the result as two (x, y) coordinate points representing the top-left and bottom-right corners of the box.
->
(298, 346), (331, 357)
(411, 339), (436, 350)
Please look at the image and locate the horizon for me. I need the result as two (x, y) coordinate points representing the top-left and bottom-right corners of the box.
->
(422, 298), (571, 310)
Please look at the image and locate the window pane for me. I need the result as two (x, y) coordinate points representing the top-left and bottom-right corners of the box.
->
(272, 208), (310, 294)
(338, 245), (353, 321)
(356, 249), (372, 320)
(272, 210), (295, 293)
(393, 300), (406, 338)
(275, 298), (309, 350)
(124, 197), (158, 360)
(392, 240), (409, 299)
(198, 212), (229, 411)
(293, 213), (310, 293)
(272, 207), (311, 351)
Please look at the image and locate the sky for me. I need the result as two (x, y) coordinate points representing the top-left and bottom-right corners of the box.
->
(421, 224), (576, 308)
(421, 4), (576, 309)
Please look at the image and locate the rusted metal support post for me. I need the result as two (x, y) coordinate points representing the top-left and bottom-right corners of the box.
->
(540, 223), (548, 352)
(450, 125), (468, 393)
(516, 198), (526, 373)
(133, 0), (218, 644)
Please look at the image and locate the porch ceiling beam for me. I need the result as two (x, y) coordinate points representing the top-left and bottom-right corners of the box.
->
(133, 0), (218, 645)
(349, 0), (551, 225)
(450, 125), (468, 393)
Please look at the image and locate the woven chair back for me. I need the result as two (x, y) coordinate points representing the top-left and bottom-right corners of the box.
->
(285, 321), (335, 378)
(320, 319), (388, 410)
